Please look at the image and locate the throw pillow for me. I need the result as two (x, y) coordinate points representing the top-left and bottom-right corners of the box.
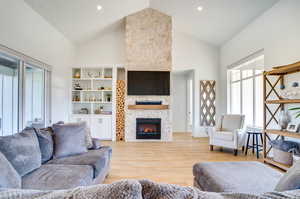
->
(0, 129), (42, 176)
(0, 152), (21, 188)
(35, 128), (54, 163)
(54, 121), (93, 149)
(275, 159), (300, 191)
(52, 122), (88, 159)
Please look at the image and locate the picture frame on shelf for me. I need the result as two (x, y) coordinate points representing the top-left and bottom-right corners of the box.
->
(287, 122), (300, 133)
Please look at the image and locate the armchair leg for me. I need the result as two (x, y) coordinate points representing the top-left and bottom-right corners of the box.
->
(234, 149), (238, 156)
(210, 145), (213, 151)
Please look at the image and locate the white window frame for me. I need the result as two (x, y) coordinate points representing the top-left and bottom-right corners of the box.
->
(227, 51), (264, 127)
(229, 69), (262, 126)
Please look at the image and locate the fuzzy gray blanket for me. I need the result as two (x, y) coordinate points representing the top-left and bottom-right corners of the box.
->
(0, 180), (299, 199)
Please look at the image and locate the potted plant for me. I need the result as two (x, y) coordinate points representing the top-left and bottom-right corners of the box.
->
(289, 107), (300, 119)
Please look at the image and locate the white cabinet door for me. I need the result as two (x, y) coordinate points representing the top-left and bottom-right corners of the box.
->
(91, 117), (112, 140)
(70, 116), (91, 126)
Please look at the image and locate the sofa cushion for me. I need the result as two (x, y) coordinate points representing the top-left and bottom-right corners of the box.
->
(0, 129), (42, 176)
(193, 161), (282, 193)
(0, 152), (21, 189)
(52, 122), (88, 159)
(35, 128), (54, 163)
(47, 146), (112, 178)
(22, 164), (93, 190)
(55, 121), (93, 149)
(275, 159), (300, 191)
(214, 131), (234, 141)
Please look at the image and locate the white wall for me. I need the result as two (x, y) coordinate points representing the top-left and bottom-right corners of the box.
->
(220, 0), (300, 115)
(172, 72), (187, 132)
(173, 32), (220, 137)
(74, 21), (125, 66)
(0, 0), (75, 123)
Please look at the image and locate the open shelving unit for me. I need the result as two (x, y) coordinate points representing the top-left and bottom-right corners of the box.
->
(71, 67), (117, 141)
(263, 61), (300, 171)
(72, 68), (113, 115)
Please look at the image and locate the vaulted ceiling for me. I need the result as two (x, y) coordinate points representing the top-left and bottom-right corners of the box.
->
(24, 0), (279, 46)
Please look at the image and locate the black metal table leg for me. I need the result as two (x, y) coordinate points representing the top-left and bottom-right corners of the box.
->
(252, 133), (255, 154)
(256, 133), (259, 159)
(245, 133), (250, 155)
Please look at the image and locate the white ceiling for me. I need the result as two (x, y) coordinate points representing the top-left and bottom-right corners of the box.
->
(25, 0), (279, 46)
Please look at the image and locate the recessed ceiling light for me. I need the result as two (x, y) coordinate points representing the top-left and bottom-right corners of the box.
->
(197, 6), (203, 11)
(97, 5), (102, 11)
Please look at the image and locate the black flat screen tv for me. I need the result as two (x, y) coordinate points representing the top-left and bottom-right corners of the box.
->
(127, 71), (170, 96)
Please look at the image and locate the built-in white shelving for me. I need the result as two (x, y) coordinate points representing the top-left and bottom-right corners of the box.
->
(70, 67), (117, 141)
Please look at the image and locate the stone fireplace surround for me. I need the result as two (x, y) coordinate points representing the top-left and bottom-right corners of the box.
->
(125, 96), (172, 142)
(124, 8), (172, 142)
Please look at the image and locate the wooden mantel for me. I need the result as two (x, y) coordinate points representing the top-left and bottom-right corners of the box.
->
(128, 105), (169, 110)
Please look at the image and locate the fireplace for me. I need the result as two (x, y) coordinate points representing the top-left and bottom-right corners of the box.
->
(136, 118), (161, 139)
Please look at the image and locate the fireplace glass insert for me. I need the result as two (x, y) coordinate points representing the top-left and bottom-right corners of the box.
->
(136, 118), (161, 139)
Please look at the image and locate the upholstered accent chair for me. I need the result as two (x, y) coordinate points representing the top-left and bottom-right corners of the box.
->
(208, 114), (245, 155)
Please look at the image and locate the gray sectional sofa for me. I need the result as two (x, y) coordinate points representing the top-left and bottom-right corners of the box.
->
(0, 124), (112, 190)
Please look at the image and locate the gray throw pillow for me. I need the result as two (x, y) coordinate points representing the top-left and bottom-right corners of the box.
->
(36, 128), (54, 163)
(275, 159), (300, 191)
(0, 152), (21, 188)
(54, 121), (93, 149)
(52, 122), (88, 159)
(0, 129), (42, 176)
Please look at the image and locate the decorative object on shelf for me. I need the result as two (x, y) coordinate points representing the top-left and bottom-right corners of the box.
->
(87, 72), (93, 78)
(74, 71), (80, 79)
(72, 95), (80, 102)
(106, 94), (111, 102)
(278, 110), (291, 130)
(292, 82), (299, 87)
(79, 108), (89, 114)
(100, 106), (104, 112)
(74, 83), (82, 90)
(94, 108), (101, 114)
(280, 87), (300, 99)
(100, 87), (105, 90)
(287, 122), (300, 133)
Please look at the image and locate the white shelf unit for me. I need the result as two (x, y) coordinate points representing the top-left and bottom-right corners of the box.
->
(71, 67), (117, 141)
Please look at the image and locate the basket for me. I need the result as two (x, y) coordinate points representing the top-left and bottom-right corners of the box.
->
(273, 148), (293, 166)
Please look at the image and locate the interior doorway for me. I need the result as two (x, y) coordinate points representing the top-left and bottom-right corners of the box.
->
(172, 70), (194, 134)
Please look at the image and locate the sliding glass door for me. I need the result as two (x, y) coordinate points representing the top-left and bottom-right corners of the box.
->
(25, 64), (45, 128)
(0, 45), (51, 135)
(0, 53), (19, 136)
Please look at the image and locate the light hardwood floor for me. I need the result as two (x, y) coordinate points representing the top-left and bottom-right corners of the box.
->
(103, 133), (259, 186)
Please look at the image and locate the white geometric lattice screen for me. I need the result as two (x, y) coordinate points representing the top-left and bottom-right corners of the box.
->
(200, 80), (216, 126)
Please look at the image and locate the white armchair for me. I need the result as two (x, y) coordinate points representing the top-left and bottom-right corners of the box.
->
(208, 114), (246, 156)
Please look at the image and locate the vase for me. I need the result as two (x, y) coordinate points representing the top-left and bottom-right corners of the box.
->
(278, 110), (291, 130)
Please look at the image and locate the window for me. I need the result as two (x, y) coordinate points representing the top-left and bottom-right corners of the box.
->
(0, 46), (51, 135)
(25, 64), (45, 128)
(228, 55), (264, 127)
(0, 53), (19, 135)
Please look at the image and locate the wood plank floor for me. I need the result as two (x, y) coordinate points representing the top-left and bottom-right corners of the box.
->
(102, 133), (260, 186)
